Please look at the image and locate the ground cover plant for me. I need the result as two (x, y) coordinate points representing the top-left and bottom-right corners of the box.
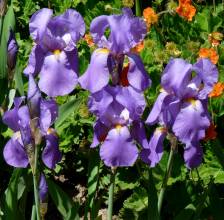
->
(0, 0), (224, 219)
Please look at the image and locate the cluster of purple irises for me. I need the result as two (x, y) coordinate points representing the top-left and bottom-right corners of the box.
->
(3, 7), (219, 188)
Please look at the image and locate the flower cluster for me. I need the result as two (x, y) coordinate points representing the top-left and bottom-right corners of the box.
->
(176, 0), (196, 21)
(79, 8), (151, 167)
(141, 58), (218, 168)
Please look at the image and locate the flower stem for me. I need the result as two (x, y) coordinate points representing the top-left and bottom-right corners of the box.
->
(135, 0), (141, 16)
(107, 168), (116, 220)
(157, 135), (177, 215)
(32, 145), (40, 220)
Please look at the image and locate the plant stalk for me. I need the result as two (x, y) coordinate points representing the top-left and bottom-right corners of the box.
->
(135, 0), (141, 16)
(157, 135), (177, 214)
(32, 145), (40, 220)
(107, 168), (116, 220)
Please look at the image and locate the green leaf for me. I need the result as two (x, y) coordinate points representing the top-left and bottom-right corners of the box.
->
(14, 61), (24, 96)
(84, 150), (100, 220)
(174, 204), (196, 220)
(55, 97), (82, 129)
(0, 4), (15, 79)
(2, 169), (23, 220)
(47, 179), (80, 219)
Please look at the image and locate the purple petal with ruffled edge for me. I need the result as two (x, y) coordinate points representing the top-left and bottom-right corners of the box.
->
(79, 49), (110, 93)
(100, 126), (138, 167)
(131, 121), (148, 149)
(173, 100), (210, 144)
(24, 45), (46, 76)
(29, 8), (53, 42)
(39, 173), (48, 202)
(40, 99), (58, 133)
(38, 49), (78, 97)
(161, 58), (192, 98)
(126, 53), (151, 91)
(116, 86), (146, 120)
(42, 134), (62, 169)
(146, 91), (170, 125)
(184, 142), (203, 168)
(90, 8), (146, 53)
(88, 86), (113, 116)
(48, 9), (85, 45)
(140, 128), (166, 167)
(193, 58), (218, 100)
(3, 133), (29, 168)
(91, 119), (109, 148)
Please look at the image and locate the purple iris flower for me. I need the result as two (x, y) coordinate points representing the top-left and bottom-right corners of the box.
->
(24, 8), (85, 97)
(7, 29), (18, 71)
(2, 76), (61, 169)
(39, 173), (48, 202)
(89, 85), (148, 167)
(141, 58), (218, 168)
(79, 8), (150, 93)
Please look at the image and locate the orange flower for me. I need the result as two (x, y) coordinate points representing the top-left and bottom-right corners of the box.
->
(84, 34), (94, 47)
(209, 82), (224, 98)
(143, 7), (158, 30)
(131, 41), (144, 53)
(176, 0), (196, 21)
(204, 123), (217, 141)
(199, 48), (219, 64)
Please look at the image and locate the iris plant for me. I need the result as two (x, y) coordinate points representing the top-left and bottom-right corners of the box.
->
(141, 58), (218, 168)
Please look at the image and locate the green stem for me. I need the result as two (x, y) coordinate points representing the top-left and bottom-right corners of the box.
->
(31, 205), (36, 220)
(107, 169), (116, 220)
(157, 136), (177, 215)
(32, 145), (40, 220)
(135, 0), (141, 16)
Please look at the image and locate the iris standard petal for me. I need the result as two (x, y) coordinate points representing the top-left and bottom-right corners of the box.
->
(172, 100), (210, 144)
(29, 8), (53, 42)
(24, 45), (46, 76)
(161, 58), (192, 98)
(146, 91), (170, 125)
(140, 128), (166, 167)
(88, 86), (113, 116)
(38, 49), (78, 97)
(193, 58), (218, 99)
(48, 9), (85, 44)
(100, 126), (138, 167)
(3, 134), (29, 168)
(42, 134), (62, 169)
(184, 142), (203, 168)
(131, 121), (148, 149)
(79, 49), (110, 93)
(116, 86), (146, 120)
(3, 107), (20, 131)
(40, 99), (58, 133)
(126, 53), (150, 91)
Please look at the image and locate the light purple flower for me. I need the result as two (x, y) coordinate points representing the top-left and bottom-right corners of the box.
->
(24, 8), (85, 97)
(7, 29), (18, 71)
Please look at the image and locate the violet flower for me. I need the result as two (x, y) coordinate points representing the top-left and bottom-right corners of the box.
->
(7, 29), (18, 71)
(24, 8), (85, 97)
(141, 58), (218, 168)
(79, 8), (150, 93)
(89, 85), (148, 167)
(2, 75), (61, 169)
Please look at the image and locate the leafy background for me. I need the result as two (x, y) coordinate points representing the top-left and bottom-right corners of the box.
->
(1, 0), (224, 219)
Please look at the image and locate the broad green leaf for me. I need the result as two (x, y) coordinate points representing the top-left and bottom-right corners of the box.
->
(55, 97), (82, 129)
(174, 204), (196, 220)
(14, 61), (24, 96)
(47, 179), (79, 220)
(0, 5), (15, 79)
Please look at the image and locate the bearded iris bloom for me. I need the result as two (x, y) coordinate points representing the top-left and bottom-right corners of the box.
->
(24, 8), (85, 97)
(89, 85), (148, 167)
(79, 8), (150, 93)
(3, 76), (61, 169)
(141, 58), (218, 168)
